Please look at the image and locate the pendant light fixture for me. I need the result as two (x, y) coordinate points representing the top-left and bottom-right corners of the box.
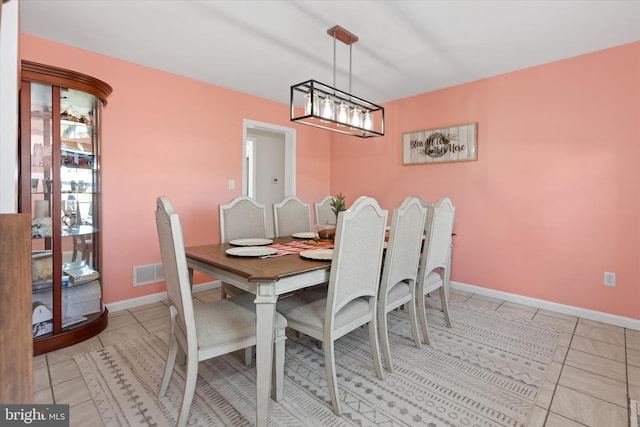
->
(290, 25), (384, 138)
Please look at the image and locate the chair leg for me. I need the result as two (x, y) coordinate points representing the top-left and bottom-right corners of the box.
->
(368, 313), (384, 380)
(324, 339), (342, 416)
(378, 304), (394, 373)
(160, 308), (179, 396)
(176, 345), (186, 366)
(440, 274), (452, 328)
(82, 245), (90, 263)
(408, 286), (422, 349)
(417, 291), (431, 346)
(244, 346), (253, 366)
(221, 283), (228, 299)
(158, 331), (178, 397)
(271, 326), (287, 401)
(71, 238), (79, 262)
(176, 351), (198, 427)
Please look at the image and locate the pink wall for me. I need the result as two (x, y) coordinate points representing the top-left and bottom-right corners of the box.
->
(20, 35), (640, 319)
(20, 35), (332, 304)
(331, 42), (640, 319)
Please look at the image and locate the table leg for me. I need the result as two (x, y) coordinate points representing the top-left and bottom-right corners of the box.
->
(254, 282), (277, 427)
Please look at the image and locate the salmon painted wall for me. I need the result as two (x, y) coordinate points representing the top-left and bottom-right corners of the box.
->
(330, 42), (640, 319)
(20, 35), (332, 304)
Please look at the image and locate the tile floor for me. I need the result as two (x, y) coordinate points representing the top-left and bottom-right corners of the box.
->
(32, 287), (638, 426)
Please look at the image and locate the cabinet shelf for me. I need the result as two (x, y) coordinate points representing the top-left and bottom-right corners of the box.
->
(20, 61), (112, 356)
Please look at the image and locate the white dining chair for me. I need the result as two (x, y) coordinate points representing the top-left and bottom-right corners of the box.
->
(155, 197), (288, 427)
(417, 196), (456, 345)
(273, 195), (312, 237)
(218, 195), (269, 299)
(377, 196), (428, 372)
(314, 195), (335, 226)
(277, 196), (387, 416)
(219, 195), (268, 243)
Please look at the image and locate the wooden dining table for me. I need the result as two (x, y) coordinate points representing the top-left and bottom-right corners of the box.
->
(184, 237), (332, 427)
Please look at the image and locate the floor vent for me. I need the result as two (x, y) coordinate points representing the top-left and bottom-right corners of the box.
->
(133, 263), (165, 286)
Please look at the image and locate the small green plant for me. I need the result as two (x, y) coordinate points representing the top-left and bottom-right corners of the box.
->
(330, 192), (346, 221)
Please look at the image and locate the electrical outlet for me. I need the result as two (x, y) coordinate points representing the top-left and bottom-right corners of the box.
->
(604, 272), (616, 287)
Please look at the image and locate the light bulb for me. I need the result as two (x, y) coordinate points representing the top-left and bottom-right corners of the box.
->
(350, 107), (362, 129)
(363, 110), (374, 131)
(305, 92), (319, 116)
(336, 101), (349, 126)
(320, 96), (334, 122)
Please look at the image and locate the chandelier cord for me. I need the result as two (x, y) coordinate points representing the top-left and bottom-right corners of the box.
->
(333, 33), (337, 88)
(349, 42), (352, 94)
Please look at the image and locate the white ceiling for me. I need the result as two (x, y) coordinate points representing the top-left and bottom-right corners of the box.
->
(19, 0), (640, 105)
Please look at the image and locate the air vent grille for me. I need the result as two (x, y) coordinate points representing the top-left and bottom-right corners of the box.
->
(133, 263), (165, 286)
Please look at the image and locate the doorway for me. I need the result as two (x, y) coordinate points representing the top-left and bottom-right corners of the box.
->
(242, 119), (296, 237)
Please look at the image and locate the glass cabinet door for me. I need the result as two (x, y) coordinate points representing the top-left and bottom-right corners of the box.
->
(25, 80), (105, 342)
(29, 82), (55, 338)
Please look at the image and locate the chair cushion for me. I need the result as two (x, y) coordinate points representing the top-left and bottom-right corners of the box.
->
(422, 270), (443, 293)
(386, 280), (411, 306)
(194, 293), (286, 348)
(277, 289), (370, 335)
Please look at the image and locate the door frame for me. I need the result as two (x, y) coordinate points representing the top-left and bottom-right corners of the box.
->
(242, 119), (296, 197)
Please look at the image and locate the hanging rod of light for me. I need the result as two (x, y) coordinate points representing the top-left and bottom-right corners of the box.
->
(290, 25), (384, 138)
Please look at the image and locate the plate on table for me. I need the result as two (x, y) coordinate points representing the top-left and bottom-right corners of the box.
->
(299, 248), (333, 261)
(229, 238), (273, 246)
(226, 247), (278, 257)
(292, 231), (316, 239)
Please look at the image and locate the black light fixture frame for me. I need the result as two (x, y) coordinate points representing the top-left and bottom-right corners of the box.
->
(290, 25), (385, 138)
(290, 79), (384, 138)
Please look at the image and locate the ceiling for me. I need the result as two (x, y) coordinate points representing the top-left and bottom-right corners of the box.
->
(19, 0), (640, 105)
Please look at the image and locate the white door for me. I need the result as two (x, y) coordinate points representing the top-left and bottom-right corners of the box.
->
(242, 120), (296, 237)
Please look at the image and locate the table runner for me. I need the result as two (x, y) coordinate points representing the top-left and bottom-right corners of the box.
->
(267, 240), (333, 256)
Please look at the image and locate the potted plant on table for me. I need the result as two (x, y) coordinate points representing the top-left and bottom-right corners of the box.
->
(317, 192), (346, 241)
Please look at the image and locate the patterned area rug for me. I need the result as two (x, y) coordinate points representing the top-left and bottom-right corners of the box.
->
(74, 300), (559, 426)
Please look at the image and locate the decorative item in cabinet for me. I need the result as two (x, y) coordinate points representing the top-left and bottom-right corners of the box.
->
(19, 60), (112, 356)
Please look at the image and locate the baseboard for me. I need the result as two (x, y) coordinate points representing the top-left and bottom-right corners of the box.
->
(631, 399), (640, 427)
(106, 280), (221, 313)
(106, 279), (639, 331)
(451, 281), (640, 331)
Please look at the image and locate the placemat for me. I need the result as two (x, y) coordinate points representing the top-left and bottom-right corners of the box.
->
(267, 240), (333, 256)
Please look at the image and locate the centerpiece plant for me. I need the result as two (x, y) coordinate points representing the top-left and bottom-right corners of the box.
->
(317, 192), (346, 241)
(330, 192), (346, 223)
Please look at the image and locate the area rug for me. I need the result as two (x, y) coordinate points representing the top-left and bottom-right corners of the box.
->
(74, 300), (560, 426)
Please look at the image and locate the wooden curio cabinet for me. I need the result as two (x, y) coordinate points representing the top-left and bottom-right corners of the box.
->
(19, 61), (112, 355)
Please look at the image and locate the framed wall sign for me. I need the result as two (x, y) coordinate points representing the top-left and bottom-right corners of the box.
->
(402, 122), (477, 165)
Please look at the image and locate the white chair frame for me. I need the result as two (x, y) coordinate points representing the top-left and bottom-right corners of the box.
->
(314, 195), (335, 226)
(377, 196), (428, 372)
(219, 195), (268, 243)
(219, 195), (268, 301)
(416, 196), (455, 345)
(273, 195), (312, 237)
(155, 197), (287, 427)
(277, 196), (387, 416)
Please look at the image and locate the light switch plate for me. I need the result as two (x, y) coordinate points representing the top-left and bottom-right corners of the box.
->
(604, 272), (616, 287)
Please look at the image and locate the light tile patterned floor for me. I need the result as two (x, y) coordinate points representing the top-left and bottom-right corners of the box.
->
(32, 288), (637, 426)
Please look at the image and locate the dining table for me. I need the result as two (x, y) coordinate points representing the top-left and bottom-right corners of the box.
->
(184, 236), (332, 427)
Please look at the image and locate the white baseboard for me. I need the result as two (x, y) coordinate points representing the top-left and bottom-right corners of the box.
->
(631, 399), (639, 427)
(451, 281), (640, 331)
(106, 280), (221, 313)
(106, 279), (639, 331)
